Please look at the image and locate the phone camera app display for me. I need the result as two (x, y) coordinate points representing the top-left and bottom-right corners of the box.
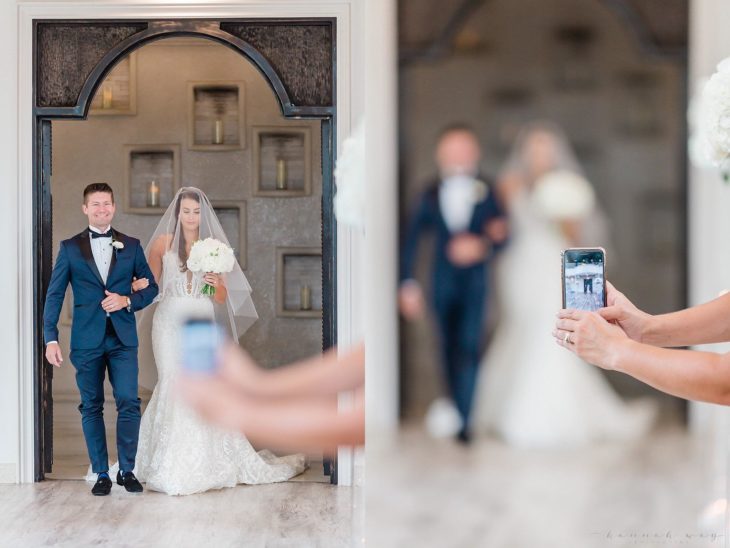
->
(564, 250), (604, 312)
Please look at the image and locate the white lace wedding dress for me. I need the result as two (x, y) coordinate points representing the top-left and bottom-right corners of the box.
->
(133, 252), (307, 495)
(473, 188), (656, 448)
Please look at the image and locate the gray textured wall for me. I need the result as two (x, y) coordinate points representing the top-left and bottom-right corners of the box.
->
(400, 0), (685, 416)
(52, 38), (322, 394)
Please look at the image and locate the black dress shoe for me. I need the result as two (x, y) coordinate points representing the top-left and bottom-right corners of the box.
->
(117, 471), (144, 493)
(456, 429), (472, 445)
(91, 475), (112, 496)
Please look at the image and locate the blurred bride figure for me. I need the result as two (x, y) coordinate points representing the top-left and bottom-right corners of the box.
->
(473, 121), (655, 448)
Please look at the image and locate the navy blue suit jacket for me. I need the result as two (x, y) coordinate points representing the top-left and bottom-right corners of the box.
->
(400, 178), (506, 284)
(43, 229), (159, 350)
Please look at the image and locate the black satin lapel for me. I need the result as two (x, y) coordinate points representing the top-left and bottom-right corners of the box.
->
(468, 200), (484, 233)
(106, 228), (119, 281)
(434, 186), (452, 235)
(77, 232), (105, 286)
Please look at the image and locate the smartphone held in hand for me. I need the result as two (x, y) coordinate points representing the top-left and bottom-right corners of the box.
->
(561, 247), (606, 312)
(181, 317), (224, 375)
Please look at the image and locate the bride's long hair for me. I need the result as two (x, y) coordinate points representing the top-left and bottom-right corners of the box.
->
(172, 189), (201, 272)
(499, 121), (583, 187)
(500, 121), (612, 249)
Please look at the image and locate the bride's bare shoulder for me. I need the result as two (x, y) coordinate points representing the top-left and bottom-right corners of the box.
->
(151, 234), (174, 255)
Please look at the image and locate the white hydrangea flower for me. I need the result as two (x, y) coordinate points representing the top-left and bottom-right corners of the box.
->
(334, 121), (366, 230)
(700, 57), (730, 172)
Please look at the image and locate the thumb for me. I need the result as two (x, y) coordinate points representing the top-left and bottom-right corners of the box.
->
(598, 306), (623, 322)
(105, 290), (111, 296)
(132, 277), (137, 282)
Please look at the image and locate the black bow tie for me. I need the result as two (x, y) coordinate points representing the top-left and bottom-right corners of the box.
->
(90, 229), (112, 239)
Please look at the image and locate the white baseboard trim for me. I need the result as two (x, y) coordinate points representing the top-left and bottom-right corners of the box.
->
(0, 463), (17, 483)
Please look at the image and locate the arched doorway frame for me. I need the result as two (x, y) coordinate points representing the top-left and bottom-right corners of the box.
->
(18, 3), (356, 485)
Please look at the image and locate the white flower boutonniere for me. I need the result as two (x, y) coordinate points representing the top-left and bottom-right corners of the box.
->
(111, 240), (124, 251)
(473, 179), (490, 203)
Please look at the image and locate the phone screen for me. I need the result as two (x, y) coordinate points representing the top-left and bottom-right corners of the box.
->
(181, 318), (223, 375)
(562, 248), (606, 312)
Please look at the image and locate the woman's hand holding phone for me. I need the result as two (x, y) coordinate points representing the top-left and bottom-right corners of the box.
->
(597, 281), (651, 343)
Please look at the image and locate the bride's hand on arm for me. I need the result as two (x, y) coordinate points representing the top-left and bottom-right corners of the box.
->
(131, 277), (149, 292)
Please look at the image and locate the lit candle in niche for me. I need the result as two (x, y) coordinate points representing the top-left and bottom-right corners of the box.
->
(300, 284), (311, 311)
(101, 84), (113, 109)
(276, 158), (287, 190)
(147, 180), (160, 208)
(213, 119), (224, 145)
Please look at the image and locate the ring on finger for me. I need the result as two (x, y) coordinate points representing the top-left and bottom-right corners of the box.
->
(563, 332), (571, 344)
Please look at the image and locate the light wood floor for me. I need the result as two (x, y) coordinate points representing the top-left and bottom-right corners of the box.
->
(366, 424), (727, 548)
(0, 480), (359, 547)
(8, 399), (725, 547)
(0, 397), (357, 547)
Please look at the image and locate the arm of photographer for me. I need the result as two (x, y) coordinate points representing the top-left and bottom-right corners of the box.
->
(176, 342), (365, 453)
(596, 281), (730, 347)
(554, 308), (730, 406)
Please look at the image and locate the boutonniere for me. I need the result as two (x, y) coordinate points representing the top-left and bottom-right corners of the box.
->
(473, 179), (490, 203)
(111, 238), (124, 252)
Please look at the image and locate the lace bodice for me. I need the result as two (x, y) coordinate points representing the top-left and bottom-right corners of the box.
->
(160, 251), (208, 299)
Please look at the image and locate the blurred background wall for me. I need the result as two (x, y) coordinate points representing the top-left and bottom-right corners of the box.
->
(397, 0), (688, 418)
(52, 37), (323, 395)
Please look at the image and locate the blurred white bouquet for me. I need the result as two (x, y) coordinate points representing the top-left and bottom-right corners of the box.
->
(699, 57), (730, 175)
(531, 169), (595, 221)
(334, 121), (366, 230)
(186, 237), (235, 296)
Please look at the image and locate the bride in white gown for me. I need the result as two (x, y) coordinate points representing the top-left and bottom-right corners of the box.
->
(473, 122), (656, 448)
(133, 187), (306, 495)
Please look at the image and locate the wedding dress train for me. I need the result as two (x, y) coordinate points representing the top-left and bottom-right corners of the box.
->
(474, 189), (656, 448)
(134, 252), (306, 495)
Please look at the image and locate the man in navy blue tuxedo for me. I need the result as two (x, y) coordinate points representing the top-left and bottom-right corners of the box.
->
(400, 126), (508, 443)
(44, 183), (158, 495)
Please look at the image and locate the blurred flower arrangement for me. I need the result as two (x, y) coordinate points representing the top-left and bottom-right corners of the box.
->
(693, 57), (730, 180)
(334, 121), (366, 230)
(532, 170), (595, 221)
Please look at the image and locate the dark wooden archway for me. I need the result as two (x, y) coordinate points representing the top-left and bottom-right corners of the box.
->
(33, 19), (338, 482)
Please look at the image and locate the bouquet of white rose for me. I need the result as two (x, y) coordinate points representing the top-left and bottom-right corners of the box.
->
(186, 237), (236, 297)
(532, 170), (595, 221)
(698, 57), (730, 176)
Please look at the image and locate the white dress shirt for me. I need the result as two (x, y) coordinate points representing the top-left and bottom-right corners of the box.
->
(439, 175), (477, 233)
(89, 225), (113, 284)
